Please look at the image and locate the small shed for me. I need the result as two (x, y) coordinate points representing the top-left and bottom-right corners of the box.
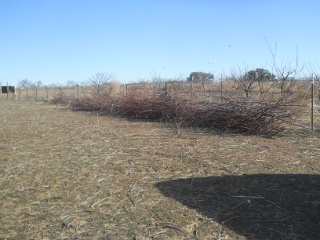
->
(1, 86), (16, 94)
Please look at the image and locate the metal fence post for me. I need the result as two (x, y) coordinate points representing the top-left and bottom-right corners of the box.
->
(311, 74), (314, 131)
(220, 73), (223, 101)
(36, 84), (38, 101)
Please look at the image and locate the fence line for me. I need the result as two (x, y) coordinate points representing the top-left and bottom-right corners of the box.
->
(14, 82), (233, 101)
(12, 81), (320, 101)
(5, 80), (320, 130)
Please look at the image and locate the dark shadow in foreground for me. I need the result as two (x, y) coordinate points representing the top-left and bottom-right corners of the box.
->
(155, 174), (320, 239)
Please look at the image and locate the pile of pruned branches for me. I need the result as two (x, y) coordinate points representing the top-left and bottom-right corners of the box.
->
(70, 92), (194, 122)
(48, 94), (71, 105)
(189, 97), (290, 133)
(67, 64), (309, 134)
(69, 89), (296, 134)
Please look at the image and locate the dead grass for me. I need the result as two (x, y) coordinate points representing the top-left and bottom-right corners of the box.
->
(0, 96), (320, 239)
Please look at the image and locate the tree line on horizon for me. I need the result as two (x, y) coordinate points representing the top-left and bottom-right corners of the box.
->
(13, 67), (318, 89)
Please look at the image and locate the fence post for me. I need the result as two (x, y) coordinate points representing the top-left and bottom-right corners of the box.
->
(201, 82), (206, 93)
(165, 82), (168, 95)
(77, 84), (80, 98)
(36, 84), (38, 101)
(7, 82), (9, 99)
(311, 74), (314, 131)
(191, 75), (194, 94)
(220, 73), (223, 101)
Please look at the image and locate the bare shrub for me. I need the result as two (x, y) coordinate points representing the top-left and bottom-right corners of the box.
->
(89, 72), (116, 95)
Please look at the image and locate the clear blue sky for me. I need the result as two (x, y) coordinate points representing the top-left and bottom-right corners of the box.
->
(1, 0), (319, 86)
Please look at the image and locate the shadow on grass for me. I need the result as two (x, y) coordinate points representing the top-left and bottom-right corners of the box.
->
(155, 174), (320, 239)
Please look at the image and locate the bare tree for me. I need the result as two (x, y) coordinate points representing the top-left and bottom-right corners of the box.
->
(35, 80), (43, 87)
(230, 66), (258, 98)
(187, 72), (214, 83)
(66, 80), (78, 86)
(18, 79), (34, 88)
(89, 73), (115, 95)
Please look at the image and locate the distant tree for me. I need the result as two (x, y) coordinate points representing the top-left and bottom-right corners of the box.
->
(35, 80), (43, 87)
(187, 72), (214, 83)
(245, 68), (275, 82)
(18, 79), (33, 88)
(67, 80), (78, 86)
(89, 72), (115, 95)
(48, 83), (58, 87)
(234, 68), (277, 98)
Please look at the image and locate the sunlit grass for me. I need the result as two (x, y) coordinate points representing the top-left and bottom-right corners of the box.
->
(0, 97), (319, 239)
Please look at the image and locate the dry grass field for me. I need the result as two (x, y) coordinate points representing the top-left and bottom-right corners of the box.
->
(1, 96), (320, 239)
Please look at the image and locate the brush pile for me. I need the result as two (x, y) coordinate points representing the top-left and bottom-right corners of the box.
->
(68, 89), (295, 134)
(48, 94), (70, 105)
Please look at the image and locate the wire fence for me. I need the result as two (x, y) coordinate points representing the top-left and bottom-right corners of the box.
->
(2, 80), (320, 131)
(12, 82), (236, 101)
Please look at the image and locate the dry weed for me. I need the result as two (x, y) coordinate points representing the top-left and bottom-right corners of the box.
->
(0, 96), (319, 239)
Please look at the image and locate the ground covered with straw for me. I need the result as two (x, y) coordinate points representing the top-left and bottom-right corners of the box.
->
(0, 97), (320, 239)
